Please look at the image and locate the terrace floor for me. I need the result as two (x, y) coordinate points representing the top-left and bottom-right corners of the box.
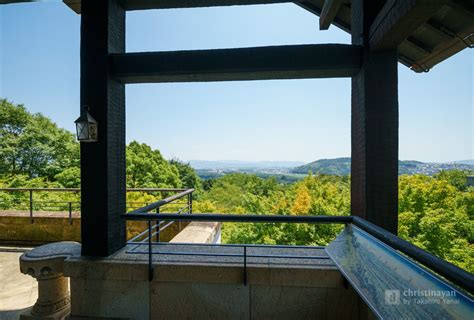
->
(0, 246), (37, 320)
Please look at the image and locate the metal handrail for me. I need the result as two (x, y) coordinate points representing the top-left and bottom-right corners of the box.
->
(122, 212), (474, 293)
(0, 188), (189, 192)
(125, 212), (351, 224)
(0, 188), (194, 225)
(0, 188), (80, 192)
(127, 189), (195, 214)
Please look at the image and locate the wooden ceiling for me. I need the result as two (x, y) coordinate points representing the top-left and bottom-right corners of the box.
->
(298, 0), (474, 72)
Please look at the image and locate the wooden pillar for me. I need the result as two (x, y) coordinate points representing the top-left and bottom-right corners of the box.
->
(80, 0), (126, 256)
(351, 1), (399, 234)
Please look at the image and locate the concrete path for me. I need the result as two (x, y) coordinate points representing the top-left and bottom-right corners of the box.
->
(0, 247), (37, 320)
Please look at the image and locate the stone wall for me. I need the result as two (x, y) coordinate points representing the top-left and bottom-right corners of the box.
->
(64, 244), (367, 319)
(0, 216), (81, 245)
(0, 214), (186, 245)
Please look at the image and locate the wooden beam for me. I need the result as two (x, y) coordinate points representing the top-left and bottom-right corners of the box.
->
(369, 0), (447, 50)
(110, 44), (362, 84)
(64, 0), (295, 12)
(64, 0), (351, 14)
(63, 0), (81, 14)
(296, 1), (351, 33)
(123, 0), (290, 10)
(319, 0), (343, 30)
(351, 50), (400, 234)
(0, 0), (30, 4)
(64, 0), (353, 36)
(80, 0), (127, 257)
(351, 1), (399, 234)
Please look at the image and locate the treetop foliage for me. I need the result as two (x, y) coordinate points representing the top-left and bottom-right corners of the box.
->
(0, 99), (79, 180)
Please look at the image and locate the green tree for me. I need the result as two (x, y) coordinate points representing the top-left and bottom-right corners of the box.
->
(126, 141), (181, 188)
(0, 99), (79, 180)
(55, 167), (81, 188)
(398, 174), (473, 272)
(0, 100), (30, 174)
(291, 184), (311, 215)
(219, 174), (348, 246)
(435, 169), (470, 191)
(170, 159), (202, 190)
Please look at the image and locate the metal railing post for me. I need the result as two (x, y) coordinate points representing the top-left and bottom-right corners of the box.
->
(148, 220), (153, 281)
(243, 245), (247, 286)
(29, 189), (33, 224)
(68, 202), (73, 225)
(178, 205), (182, 232)
(156, 207), (160, 242)
(188, 191), (193, 214)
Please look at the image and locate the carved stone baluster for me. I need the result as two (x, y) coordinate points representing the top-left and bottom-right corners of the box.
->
(19, 242), (81, 320)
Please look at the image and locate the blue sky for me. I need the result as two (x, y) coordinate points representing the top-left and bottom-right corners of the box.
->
(0, 2), (472, 163)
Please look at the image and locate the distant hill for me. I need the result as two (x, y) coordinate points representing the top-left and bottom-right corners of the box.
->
(189, 160), (304, 170)
(291, 158), (352, 175)
(453, 160), (474, 165)
(291, 158), (474, 176)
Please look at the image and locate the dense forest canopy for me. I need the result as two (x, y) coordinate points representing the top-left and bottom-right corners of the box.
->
(0, 99), (473, 272)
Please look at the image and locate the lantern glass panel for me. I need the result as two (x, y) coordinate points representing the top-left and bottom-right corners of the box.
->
(76, 122), (89, 140)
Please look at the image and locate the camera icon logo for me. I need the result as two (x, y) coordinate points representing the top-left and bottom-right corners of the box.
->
(385, 290), (400, 305)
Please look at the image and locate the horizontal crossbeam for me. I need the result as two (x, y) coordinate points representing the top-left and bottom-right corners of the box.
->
(110, 44), (362, 83)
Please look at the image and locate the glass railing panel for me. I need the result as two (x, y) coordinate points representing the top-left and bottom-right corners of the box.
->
(326, 225), (473, 319)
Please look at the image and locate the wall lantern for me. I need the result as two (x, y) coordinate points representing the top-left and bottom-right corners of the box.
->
(74, 107), (98, 142)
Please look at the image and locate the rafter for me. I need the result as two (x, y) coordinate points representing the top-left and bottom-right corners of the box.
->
(319, 0), (343, 30)
(369, 0), (447, 50)
(405, 37), (432, 55)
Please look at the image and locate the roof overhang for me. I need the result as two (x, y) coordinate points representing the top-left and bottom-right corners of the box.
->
(298, 0), (474, 72)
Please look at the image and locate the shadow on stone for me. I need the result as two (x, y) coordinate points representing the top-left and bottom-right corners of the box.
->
(0, 307), (32, 320)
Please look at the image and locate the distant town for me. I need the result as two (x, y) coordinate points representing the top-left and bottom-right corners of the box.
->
(190, 158), (474, 181)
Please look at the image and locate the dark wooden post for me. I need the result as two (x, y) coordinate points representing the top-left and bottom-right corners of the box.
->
(80, 0), (126, 256)
(351, 1), (399, 234)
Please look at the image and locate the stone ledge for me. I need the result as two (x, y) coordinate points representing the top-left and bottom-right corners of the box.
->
(170, 222), (220, 243)
(68, 317), (130, 320)
(64, 244), (342, 287)
(64, 244), (356, 319)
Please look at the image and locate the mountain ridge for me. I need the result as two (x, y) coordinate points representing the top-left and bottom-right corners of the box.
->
(291, 158), (474, 175)
(189, 160), (304, 170)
